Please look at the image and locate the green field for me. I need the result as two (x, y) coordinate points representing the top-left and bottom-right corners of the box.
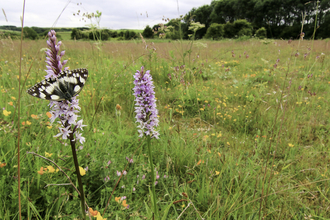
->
(0, 37), (330, 219)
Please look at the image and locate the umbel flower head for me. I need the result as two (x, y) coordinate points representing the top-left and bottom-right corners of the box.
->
(133, 66), (159, 139)
(45, 30), (86, 144)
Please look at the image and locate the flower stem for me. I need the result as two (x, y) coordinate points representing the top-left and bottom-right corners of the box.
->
(147, 136), (158, 218)
(70, 134), (86, 220)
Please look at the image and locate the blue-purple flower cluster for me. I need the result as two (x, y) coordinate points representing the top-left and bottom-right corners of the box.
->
(45, 30), (86, 144)
(133, 66), (159, 139)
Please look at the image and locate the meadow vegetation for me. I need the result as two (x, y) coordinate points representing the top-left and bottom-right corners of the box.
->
(0, 36), (330, 219)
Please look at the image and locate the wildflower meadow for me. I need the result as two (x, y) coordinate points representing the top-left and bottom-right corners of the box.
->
(0, 29), (330, 220)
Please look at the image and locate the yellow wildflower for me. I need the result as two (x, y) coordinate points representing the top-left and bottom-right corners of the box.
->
(47, 166), (55, 173)
(96, 212), (107, 220)
(3, 110), (11, 116)
(79, 166), (86, 176)
(45, 152), (53, 157)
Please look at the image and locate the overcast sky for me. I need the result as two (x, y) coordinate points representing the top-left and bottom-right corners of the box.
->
(1, 0), (212, 30)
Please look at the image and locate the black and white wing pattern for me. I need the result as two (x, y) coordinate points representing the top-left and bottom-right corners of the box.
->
(27, 68), (88, 102)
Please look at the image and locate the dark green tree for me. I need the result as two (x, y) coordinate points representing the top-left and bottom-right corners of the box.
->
(101, 30), (109, 41)
(205, 23), (224, 39)
(255, 27), (267, 38)
(124, 30), (130, 40)
(142, 25), (154, 38)
(118, 31), (125, 37)
(71, 28), (83, 40)
(111, 31), (118, 38)
(234, 19), (253, 36)
(224, 22), (235, 38)
(23, 27), (38, 40)
(129, 31), (137, 39)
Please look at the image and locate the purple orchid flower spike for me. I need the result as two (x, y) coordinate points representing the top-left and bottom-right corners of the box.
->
(133, 66), (159, 139)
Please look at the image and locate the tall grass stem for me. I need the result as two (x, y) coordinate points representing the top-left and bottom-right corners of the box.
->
(17, 1), (26, 219)
(70, 132), (86, 220)
(147, 136), (158, 218)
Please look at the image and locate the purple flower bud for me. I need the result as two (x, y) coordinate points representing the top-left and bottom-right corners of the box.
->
(142, 175), (145, 179)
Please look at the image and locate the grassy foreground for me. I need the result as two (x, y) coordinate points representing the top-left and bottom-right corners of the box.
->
(0, 38), (330, 219)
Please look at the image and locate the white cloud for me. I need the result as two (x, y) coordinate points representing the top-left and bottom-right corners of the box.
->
(1, 0), (212, 29)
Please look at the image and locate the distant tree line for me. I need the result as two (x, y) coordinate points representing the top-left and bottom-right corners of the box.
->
(0, 25), (85, 33)
(0, 25), (139, 41)
(145, 0), (330, 40)
(0, 26), (89, 40)
(70, 28), (138, 41)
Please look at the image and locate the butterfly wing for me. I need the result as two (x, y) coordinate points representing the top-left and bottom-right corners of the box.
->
(27, 68), (88, 101)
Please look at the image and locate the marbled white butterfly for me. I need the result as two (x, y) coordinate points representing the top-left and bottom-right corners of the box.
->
(27, 68), (88, 102)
